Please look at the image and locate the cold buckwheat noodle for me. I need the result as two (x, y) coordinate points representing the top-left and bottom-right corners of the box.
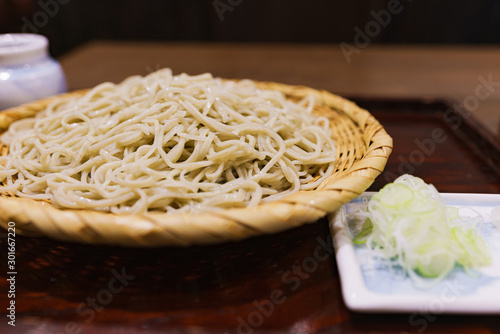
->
(0, 69), (336, 214)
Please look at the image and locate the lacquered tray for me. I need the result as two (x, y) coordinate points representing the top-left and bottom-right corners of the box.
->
(351, 97), (500, 193)
(2, 97), (499, 334)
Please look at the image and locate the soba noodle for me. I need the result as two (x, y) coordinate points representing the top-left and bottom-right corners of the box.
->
(0, 69), (336, 214)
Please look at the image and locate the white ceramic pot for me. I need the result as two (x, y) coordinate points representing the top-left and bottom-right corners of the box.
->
(0, 33), (67, 110)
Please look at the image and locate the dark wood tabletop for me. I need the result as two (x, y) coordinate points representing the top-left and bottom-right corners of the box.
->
(1, 42), (500, 334)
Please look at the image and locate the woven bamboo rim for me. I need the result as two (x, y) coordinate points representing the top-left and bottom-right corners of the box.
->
(0, 81), (392, 247)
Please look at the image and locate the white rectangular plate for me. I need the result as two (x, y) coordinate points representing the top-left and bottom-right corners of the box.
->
(329, 192), (500, 314)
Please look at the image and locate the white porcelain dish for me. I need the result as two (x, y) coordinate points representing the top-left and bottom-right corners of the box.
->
(329, 192), (500, 314)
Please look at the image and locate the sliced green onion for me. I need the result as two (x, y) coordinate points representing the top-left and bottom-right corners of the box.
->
(353, 225), (373, 245)
(350, 174), (492, 288)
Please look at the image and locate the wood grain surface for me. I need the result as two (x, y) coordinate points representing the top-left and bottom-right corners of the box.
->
(1, 98), (499, 334)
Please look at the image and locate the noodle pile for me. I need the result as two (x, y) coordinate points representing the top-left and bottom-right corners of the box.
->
(0, 69), (336, 214)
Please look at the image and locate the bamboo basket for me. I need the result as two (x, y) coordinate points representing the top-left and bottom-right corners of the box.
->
(0, 81), (392, 247)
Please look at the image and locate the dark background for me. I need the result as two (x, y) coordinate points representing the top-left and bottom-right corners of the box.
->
(1, 0), (500, 57)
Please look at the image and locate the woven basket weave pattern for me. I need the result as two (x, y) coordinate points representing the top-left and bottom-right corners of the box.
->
(0, 81), (392, 247)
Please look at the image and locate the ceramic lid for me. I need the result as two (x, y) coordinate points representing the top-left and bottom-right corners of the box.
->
(0, 34), (49, 66)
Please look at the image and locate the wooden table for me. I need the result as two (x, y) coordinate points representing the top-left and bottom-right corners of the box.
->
(59, 41), (500, 136)
(1, 42), (500, 334)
